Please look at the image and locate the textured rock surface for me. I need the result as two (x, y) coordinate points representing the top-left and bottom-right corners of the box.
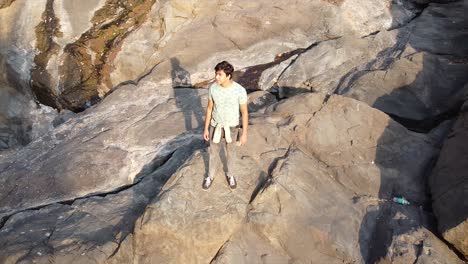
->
(125, 94), (458, 263)
(0, 0), (466, 263)
(0, 80), (207, 219)
(0, 0), (417, 112)
(247, 90), (277, 113)
(430, 96), (468, 257)
(276, 31), (398, 97)
(0, 143), (198, 263)
(341, 1), (468, 129)
(0, 86), (57, 150)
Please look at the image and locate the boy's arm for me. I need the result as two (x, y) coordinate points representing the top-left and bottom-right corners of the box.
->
(203, 99), (214, 141)
(239, 103), (248, 145)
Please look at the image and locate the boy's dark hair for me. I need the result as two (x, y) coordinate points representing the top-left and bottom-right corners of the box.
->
(214, 61), (234, 79)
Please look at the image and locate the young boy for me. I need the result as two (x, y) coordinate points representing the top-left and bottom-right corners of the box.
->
(203, 61), (248, 189)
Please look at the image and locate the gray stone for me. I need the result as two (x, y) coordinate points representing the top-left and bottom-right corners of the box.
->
(247, 91), (277, 113)
(212, 94), (460, 263)
(340, 1), (468, 125)
(0, 84), (207, 219)
(258, 55), (297, 91)
(276, 31), (399, 98)
(0, 143), (198, 263)
(429, 97), (468, 257)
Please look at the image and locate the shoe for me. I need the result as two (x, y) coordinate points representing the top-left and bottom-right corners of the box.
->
(203, 177), (213, 190)
(227, 175), (237, 189)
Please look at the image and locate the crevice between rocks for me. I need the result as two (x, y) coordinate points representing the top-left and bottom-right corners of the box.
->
(249, 146), (292, 204)
(235, 36), (342, 96)
(209, 239), (230, 264)
(105, 59), (165, 97)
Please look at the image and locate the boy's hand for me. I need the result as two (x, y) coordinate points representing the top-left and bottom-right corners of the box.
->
(203, 129), (210, 141)
(239, 133), (247, 146)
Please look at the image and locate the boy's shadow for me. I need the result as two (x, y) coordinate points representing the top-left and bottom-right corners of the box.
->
(170, 57), (210, 178)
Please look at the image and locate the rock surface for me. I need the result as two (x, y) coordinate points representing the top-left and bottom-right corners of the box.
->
(0, 0), (466, 263)
(0, 0), (417, 112)
(341, 1), (468, 130)
(0, 81), (207, 219)
(429, 96), (468, 257)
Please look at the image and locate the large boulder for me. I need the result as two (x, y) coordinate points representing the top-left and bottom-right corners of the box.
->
(429, 97), (468, 257)
(0, 80), (207, 219)
(0, 143), (198, 263)
(213, 150), (462, 264)
(130, 94), (460, 263)
(274, 1), (468, 131)
(339, 0), (468, 130)
(275, 31), (398, 97)
(0, 93), (463, 263)
(0, 0), (417, 111)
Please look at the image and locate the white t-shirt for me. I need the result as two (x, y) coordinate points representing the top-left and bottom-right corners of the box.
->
(209, 81), (247, 127)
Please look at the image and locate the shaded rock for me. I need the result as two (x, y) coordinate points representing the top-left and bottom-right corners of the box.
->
(340, 1), (468, 129)
(0, 143), (198, 263)
(210, 94), (462, 263)
(409, 1), (468, 57)
(429, 97), (468, 257)
(52, 109), (75, 127)
(247, 91), (277, 113)
(269, 94), (437, 203)
(411, 0), (457, 3)
(343, 51), (468, 126)
(219, 150), (461, 263)
(0, 85), (57, 150)
(128, 93), (460, 263)
(0, 90), (463, 263)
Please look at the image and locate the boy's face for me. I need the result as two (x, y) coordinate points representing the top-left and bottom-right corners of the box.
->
(215, 70), (230, 85)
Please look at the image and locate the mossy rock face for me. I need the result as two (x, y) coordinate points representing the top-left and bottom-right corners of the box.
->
(30, 0), (157, 112)
(30, 0), (62, 109)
